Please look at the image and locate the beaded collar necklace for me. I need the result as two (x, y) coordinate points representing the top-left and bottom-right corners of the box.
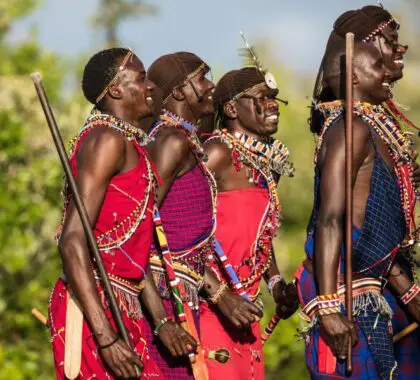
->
(232, 130), (294, 177)
(69, 109), (151, 157)
(316, 100), (418, 245)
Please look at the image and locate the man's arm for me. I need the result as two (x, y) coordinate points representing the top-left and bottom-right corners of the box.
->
(387, 262), (420, 323)
(315, 118), (370, 359)
(147, 128), (191, 207)
(59, 128), (142, 378)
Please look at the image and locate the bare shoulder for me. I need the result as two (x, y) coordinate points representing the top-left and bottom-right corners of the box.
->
(325, 116), (371, 145)
(77, 126), (125, 171)
(203, 137), (232, 172)
(151, 125), (190, 157)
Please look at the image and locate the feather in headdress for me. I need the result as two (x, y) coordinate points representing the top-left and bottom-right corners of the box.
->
(239, 31), (265, 73)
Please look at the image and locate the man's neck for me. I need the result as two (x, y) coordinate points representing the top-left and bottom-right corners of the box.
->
(165, 101), (199, 126)
(230, 124), (269, 143)
(103, 106), (142, 130)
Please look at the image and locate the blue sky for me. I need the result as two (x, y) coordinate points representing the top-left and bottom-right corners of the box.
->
(10, 0), (402, 75)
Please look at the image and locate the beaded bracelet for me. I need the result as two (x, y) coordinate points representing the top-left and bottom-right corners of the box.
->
(400, 283), (420, 305)
(154, 317), (171, 336)
(98, 334), (120, 350)
(267, 275), (286, 296)
(316, 293), (341, 316)
(209, 282), (229, 305)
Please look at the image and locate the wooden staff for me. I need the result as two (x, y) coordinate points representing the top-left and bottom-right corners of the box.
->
(345, 32), (354, 374)
(393, 322), (418, 343)
(30, 73), (138, 373)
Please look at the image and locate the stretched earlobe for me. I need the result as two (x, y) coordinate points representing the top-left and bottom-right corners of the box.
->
(172, 86), (185, 101)
(223, 101), (237, 119)
(108, 83), (123, 100)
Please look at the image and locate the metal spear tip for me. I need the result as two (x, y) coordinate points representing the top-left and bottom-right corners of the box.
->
(30, 72), (42, 83)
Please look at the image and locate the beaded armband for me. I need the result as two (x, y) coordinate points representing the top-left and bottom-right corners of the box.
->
(400, 283), (420, 305)
(209, 282), (229, 305)
(316, 293), (341, 316)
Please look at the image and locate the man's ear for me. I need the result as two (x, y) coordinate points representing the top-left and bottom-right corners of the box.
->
(352, 71), (359, 86)
(172, 85), (185, 101)
(223, 101), (237, 119)
(108, 82), (124, 100)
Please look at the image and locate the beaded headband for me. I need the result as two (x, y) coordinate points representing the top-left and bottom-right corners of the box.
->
(95, 48), (134, 104)
(362, 17), (399, 43)
(161, 62), (208, 105)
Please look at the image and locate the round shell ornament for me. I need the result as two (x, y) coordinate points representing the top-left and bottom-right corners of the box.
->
(265, 72), (277, 90)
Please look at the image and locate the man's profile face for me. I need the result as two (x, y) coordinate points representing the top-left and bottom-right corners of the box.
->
(235, 85), (280, 138)
(117, 55), (156, 120)
(182, 66), (215, 117)
(354, 44), (392, 105)
(374, 25), (407, 82)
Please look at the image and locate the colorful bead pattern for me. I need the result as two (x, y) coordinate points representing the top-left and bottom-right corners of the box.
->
(316, 293), (341, 316)
(400, 283), (420, 305)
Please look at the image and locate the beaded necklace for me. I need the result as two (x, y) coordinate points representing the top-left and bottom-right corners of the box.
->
(316, 100), (418, 246)
(214, 129), (282, 293)
(234, 131), (295, 177)
(56, 110), (156, 250)
(149, 110), (218, 257)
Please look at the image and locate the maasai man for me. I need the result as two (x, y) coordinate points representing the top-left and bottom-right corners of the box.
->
(49, 48), (196, 379)
(199, 66), (298, 379)
(294, 36), (420, 378)
(145, 52), (263, 378)
(309, 5), (420, 379)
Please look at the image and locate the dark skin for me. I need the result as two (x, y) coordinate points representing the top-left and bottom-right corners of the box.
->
(316, 43), (420, 360)
(375, 24), (408, 82)
(59, 55), (195, 379)
(204, 84), (298, 320)
(147, 66), (263, 330)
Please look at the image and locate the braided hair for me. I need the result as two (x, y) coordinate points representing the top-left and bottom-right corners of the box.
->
(82, 47), (131, 110)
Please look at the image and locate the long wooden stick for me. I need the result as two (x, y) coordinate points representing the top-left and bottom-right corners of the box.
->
(345, 32), (355, 374)
(30, 73), (135, 364)
(393, 322), (418, 343)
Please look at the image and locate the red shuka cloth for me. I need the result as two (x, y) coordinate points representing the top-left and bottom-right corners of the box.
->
(200, 187), (270, 380)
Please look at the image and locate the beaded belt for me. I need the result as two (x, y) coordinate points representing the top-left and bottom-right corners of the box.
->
(300, 277), (382, 322)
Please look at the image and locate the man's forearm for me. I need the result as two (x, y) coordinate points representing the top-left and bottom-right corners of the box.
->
(59, 235), (115, 342)
(314, 220), (343, 294)
(140, 270), (168, 326)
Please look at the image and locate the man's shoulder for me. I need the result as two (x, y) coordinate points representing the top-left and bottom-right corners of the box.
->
(152, 124), (191, 155)
(79, 126), (126, 158)
(203, 136), (232, 171)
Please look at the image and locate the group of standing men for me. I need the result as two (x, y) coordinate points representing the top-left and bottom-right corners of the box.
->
(47, 4), (420, 380)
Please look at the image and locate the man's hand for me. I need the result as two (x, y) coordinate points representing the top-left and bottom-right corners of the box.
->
(217, 289), (263, 329)
(98, 334), (144, 379)
(273, 281), (299, 319)
(319, 313), (358, 360)
(157, 321), (198, 357)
